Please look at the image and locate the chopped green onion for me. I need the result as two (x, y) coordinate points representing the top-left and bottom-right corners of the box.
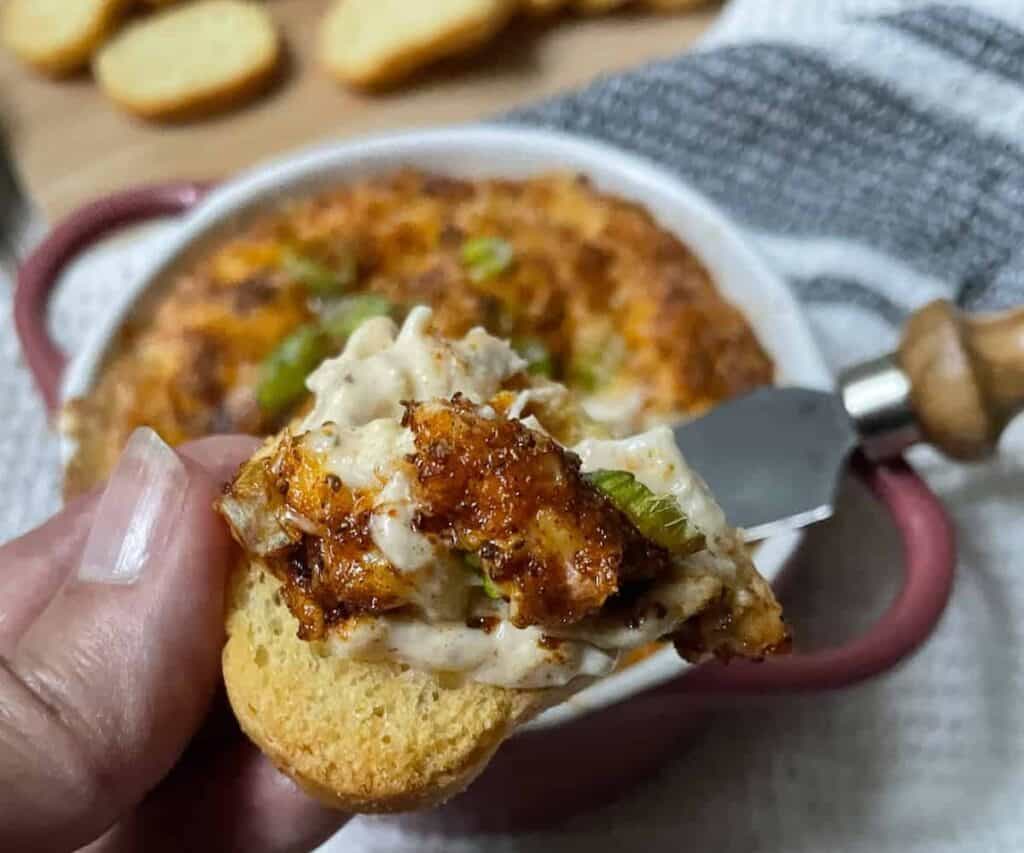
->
(255, 324), (328, 415)
(512, 337), (554, 377)
(460, 236), (514, 283)
(480, 572), (503, 600)
(462, 552), (503, 600)
(585, 469), (705, 556)
(281, 249), (356, 297)
(321, 294), (394, 343)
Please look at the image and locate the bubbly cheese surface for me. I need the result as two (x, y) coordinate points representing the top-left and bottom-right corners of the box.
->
(296, 307), (739, 688)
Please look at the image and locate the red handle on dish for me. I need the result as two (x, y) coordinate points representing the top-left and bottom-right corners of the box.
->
(677, 453), (955, 694)
(14, 182), (211, 413)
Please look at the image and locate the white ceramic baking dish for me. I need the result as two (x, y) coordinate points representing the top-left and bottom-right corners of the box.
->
(15, 126), (954, 831)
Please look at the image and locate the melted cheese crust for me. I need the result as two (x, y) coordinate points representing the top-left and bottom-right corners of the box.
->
(64, 170), (772, 498)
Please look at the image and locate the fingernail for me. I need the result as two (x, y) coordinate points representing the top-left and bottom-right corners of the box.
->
(78, 427), (188, 585)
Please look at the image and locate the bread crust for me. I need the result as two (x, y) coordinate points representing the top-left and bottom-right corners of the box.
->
(223, 559), (578, 812)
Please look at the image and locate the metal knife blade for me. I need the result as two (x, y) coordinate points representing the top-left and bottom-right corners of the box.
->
(672, 386), (859, 541)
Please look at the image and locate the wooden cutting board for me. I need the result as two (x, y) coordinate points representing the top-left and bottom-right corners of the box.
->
(0, 2), (717, 219)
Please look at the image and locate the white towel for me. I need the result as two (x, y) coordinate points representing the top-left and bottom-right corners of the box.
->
(0, 2), (1021, 851)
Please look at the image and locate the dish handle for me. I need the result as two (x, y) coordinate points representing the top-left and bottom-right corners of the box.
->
(676, 453), (955, 694)
(13, 182), (211, 412)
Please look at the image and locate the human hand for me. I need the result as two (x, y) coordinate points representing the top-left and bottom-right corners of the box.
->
(0, 429), (350, 852)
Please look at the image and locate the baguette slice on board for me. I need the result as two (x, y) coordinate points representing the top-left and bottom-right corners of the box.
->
(1, 0), (128, 75)
(319, 0), (517, 89)
(94, 0), (280, 121)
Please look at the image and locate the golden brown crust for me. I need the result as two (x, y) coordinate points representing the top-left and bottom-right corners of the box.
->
(99, 57), (279, 123)
(65, 171), (772, 498)
(218, 430), (415, 640)
(217, 396), (674, 637)
(217, 393), (787, 663)
(671, 539), (788, 662)
(406, 397), (672, 627)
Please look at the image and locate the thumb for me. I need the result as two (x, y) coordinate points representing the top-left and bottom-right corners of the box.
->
(0, 429), (251, 852)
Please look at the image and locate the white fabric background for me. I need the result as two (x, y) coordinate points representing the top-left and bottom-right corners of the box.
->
(1, 1), (1022, 850)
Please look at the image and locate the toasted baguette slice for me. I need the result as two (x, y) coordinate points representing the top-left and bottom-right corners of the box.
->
(1, 0), (127, 76)
(223, 560), (575, 812)
(319, 0), (516, 89)
(94, 0), (280, 121)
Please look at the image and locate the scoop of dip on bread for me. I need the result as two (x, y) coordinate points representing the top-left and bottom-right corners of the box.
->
(215, 306), (787, 811)
(219, 306), (786, 687)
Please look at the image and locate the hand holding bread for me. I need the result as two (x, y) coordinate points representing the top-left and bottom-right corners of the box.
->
(0, 432), (351, 850)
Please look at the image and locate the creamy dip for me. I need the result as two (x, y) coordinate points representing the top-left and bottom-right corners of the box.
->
(295, 307), (741, 689)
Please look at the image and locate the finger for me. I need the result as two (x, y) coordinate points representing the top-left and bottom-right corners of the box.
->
(0, 428), (236, 851)
(152, 693), (351, 852)
(0, 434), (257, 654)
(177, 434), (263, 483)
(90, 733), (350, 853)
(0, 492), (98, 653)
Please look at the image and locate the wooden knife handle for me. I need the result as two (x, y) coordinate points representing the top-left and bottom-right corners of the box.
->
(898, 299), (1024, 460)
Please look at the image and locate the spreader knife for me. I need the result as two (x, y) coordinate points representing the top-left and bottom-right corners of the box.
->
(672, 300), (1024, 540)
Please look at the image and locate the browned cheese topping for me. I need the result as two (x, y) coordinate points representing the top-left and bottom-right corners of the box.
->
(220, 429), (415, 640)
(66, 171), (772, 498)
(219, 396), (684, 640)
(404, 397), (673, 628)
(671, 590), (793, 664)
